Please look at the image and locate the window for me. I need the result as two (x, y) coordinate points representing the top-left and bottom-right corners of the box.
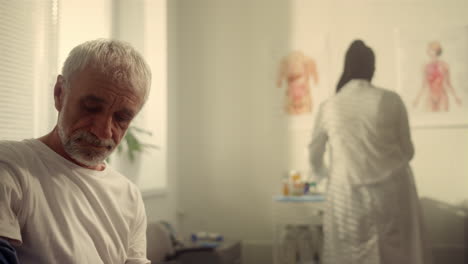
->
(0, 0), (58, 140)
(109, 0), (168, 194)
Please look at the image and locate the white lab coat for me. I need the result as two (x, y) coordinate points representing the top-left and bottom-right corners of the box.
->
(309, 80), (431, 264)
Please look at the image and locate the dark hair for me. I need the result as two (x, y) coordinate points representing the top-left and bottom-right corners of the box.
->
(336, 40), (375, 92)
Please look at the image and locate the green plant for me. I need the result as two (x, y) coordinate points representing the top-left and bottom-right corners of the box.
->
(116, 126), (158, 162)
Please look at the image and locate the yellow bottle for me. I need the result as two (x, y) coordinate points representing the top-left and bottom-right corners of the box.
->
(282, 179), (289, 196)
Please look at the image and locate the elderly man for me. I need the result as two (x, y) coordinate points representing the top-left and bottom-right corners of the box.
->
(0, 39), (152, 264)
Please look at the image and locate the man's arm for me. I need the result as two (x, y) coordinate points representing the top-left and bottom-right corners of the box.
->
(0, 238), (19, 264)
(0, 163), (23, 264)
(0, 164), (23, 247)
(125, 192), (150, 264)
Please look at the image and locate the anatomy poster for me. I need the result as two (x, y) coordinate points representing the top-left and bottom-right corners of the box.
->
(277, 51), (318, 116)
(273, 34), (330, 131)
(397, 26), (468, 127)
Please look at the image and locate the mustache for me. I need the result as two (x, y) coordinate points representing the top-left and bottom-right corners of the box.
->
(72, 131), (116, 150)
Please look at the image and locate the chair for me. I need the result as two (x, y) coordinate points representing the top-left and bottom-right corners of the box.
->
(146, 221), (241, 264)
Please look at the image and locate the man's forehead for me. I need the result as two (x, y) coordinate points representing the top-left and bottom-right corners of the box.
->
(86, 70), (132, 90)
(73, 66), (129, 87)
(74, 68), (142, 96)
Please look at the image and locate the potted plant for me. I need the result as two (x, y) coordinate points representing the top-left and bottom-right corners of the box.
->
(108, 126), (158, 163)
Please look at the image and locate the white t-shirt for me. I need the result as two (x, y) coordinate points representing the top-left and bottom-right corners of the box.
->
(0, 139), (150, 264)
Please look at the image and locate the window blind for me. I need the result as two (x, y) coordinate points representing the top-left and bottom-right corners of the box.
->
(0, 0), (58, 140)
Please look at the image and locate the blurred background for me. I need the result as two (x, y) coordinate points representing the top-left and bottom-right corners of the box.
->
(1, 0), (467, 263)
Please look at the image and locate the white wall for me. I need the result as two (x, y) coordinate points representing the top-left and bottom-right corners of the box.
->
(171, 1), (291, 263)
(171, 0), (468, 263)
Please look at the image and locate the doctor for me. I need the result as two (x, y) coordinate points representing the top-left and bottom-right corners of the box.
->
(309, 40), (431, 264)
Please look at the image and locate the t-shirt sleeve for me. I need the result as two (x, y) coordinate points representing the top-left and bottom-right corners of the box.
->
(125, 192), (150, 264)
(0, 163), (23, 245)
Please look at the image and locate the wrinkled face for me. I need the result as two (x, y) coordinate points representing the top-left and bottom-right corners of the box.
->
(55, 67), (144, 167)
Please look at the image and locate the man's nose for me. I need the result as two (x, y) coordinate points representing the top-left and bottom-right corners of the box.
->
(92, 114), (113, 140)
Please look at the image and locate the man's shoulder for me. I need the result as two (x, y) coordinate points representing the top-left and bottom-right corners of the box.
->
(0, 139), (36, 164)
(0, 140), (40, 184)
(106, 166), (144, 200)
(0, 139), (22, 150)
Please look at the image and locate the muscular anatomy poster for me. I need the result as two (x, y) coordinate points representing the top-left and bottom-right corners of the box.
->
(273, 34), (330, 131)
(397, 26), (468, 127)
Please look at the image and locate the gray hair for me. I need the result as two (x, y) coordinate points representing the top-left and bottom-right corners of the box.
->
(61, 39), (151, 102)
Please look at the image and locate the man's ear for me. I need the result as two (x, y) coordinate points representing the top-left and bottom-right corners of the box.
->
(54, 75), (66, 111)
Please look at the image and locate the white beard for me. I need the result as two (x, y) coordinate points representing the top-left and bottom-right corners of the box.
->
(57, 114), (116, 167)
